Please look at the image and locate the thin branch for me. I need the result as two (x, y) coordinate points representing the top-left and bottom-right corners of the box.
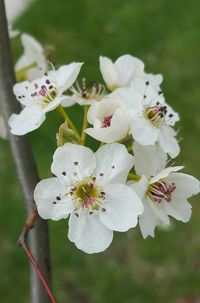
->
(0, 1), (52, 302)
(18, 210), (57, 303)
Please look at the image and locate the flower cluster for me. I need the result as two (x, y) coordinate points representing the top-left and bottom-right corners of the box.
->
(4, 32), (199, 253)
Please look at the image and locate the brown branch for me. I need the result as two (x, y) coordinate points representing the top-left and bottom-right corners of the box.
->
(0, 1), (52, 302)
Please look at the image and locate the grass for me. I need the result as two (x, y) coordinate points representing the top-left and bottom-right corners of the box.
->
(0, 0), (200, 302)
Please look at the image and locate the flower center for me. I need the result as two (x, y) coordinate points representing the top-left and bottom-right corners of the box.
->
(71, 78), (105, 101)
(70, 177), (105, 212)
(145, 102), (167, 127)
(102, 115), (113, 128)
(147, 180), (176, 203)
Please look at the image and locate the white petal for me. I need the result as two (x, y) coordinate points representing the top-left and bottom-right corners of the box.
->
(133, 142), (167, 177)
(159, 125), (180, 158)
(95, 143), (134, 185)
(34, 178), (75, 220)
(85, 108), (129, 143)
(115, 55), (144, 86)
(43, 96), (63, 113)
(13, 81), (35, 106)
(99, 184), (143, 232)
(147, 197), (170, 224)
(51, 143), (96, 183)
(61, 96), (77, 107)
(68, 212), (113, 254)
(163, 198), (192, 223)
(52, 63), (83, 95)
(150, 166), (183, 184)
(99, 56), (119, 88)
(131, 116), (160, 145)
(139, 198), (162, 238)
(8, 105), (45, 135)
(129, 175), (149, 199)
(169, 173), (200, 198)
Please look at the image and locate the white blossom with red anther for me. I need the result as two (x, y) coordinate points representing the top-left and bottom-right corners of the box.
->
(85, 97), (130, 143)
(129, 144), (200, 238)
(34, 143), (143, 254)
(112, 79), (180, 158)
(9, 63), (83, 135)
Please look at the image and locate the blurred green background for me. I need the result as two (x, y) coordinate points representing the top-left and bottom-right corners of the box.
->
(0, 0), (200, 302)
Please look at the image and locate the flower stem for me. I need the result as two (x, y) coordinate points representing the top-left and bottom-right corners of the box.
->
(128, 173), (141, 181)
(80, 105), (89, 145)
(57, 105), (80, 138)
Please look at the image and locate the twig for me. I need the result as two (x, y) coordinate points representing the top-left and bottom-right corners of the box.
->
(18, 209), (57, 303)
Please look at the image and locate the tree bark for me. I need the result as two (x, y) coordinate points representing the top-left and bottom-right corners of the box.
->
(0, 1), (51, 302)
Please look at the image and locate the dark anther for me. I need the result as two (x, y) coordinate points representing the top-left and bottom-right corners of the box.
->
(49, 85), (53, 89)
(145, 81), (150, 86)
(74, 161), (78, 165)
(75, 213), (79, 217)
(89, 212), (93, 215)
(111, 165), (115, 169)
(92, 177), (96, 181)
(143, 95), (147, 99)
(101, 191), (105, 195)
(62, 171), (66, 176)
(52, 201), (56, 204)
(45, 79), (50, 84)
(158, 91), (162, 95)
(56, 196), (61, 200)
(169, 113), (173, 118)
(101, 208), (106, 212)
(99, 173), (104, 176)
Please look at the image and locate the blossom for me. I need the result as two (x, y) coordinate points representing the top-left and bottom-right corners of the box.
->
(113, 80), (180, 158)
(9, 63), (83, 135)
(34, 143), (143, 253)
(62, 78), (106, 107)
(99, 54), (144, 90)
(15, 33), (48, 81)
(0, 112), (7, 139)
(130, 144), (200, 238)
(99, 54), (162, 91)
(85, 97), (130, 143)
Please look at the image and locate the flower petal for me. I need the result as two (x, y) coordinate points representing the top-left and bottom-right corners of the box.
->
(147, 197), (170, 224)
(99, 184), (143, 232)
(131, 116), (160, 145)
(115, 54), (144, 86)
(85, 107), (129, 143)
(94, 143), (134, 185)
(68, 211), (113, 254)
(169, 173), (200, 198)
(163, 198), (192, 222)
(8, 105), (45, 135)
(139, 198), (161, 238)
(51, 63), (83, 95)
(159, 125), (180, 158)
(99, 56), (119, 88)
(150, 166), (183, 184)
(133, 142), (167, 177)
(51, 143), (96, 183)
(129, 175), (149, 199)
(34, 178), (75, 220)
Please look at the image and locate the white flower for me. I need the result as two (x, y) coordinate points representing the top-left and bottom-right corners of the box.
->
(9, 63), (83, 135)
(130, 144), (200, 238)
(113, 81), (180, 158)
(85, 97), (130, 143)
(99, 54), (163, 91)
(0, 112), (7, 139)
(34, 143), (143, 254)
(62, 78), (106, 107)
(99, 54), (144, 90)
(15, 33), (48, 81)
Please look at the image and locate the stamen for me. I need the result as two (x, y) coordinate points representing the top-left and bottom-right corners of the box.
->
(148, 180), (176, 203)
